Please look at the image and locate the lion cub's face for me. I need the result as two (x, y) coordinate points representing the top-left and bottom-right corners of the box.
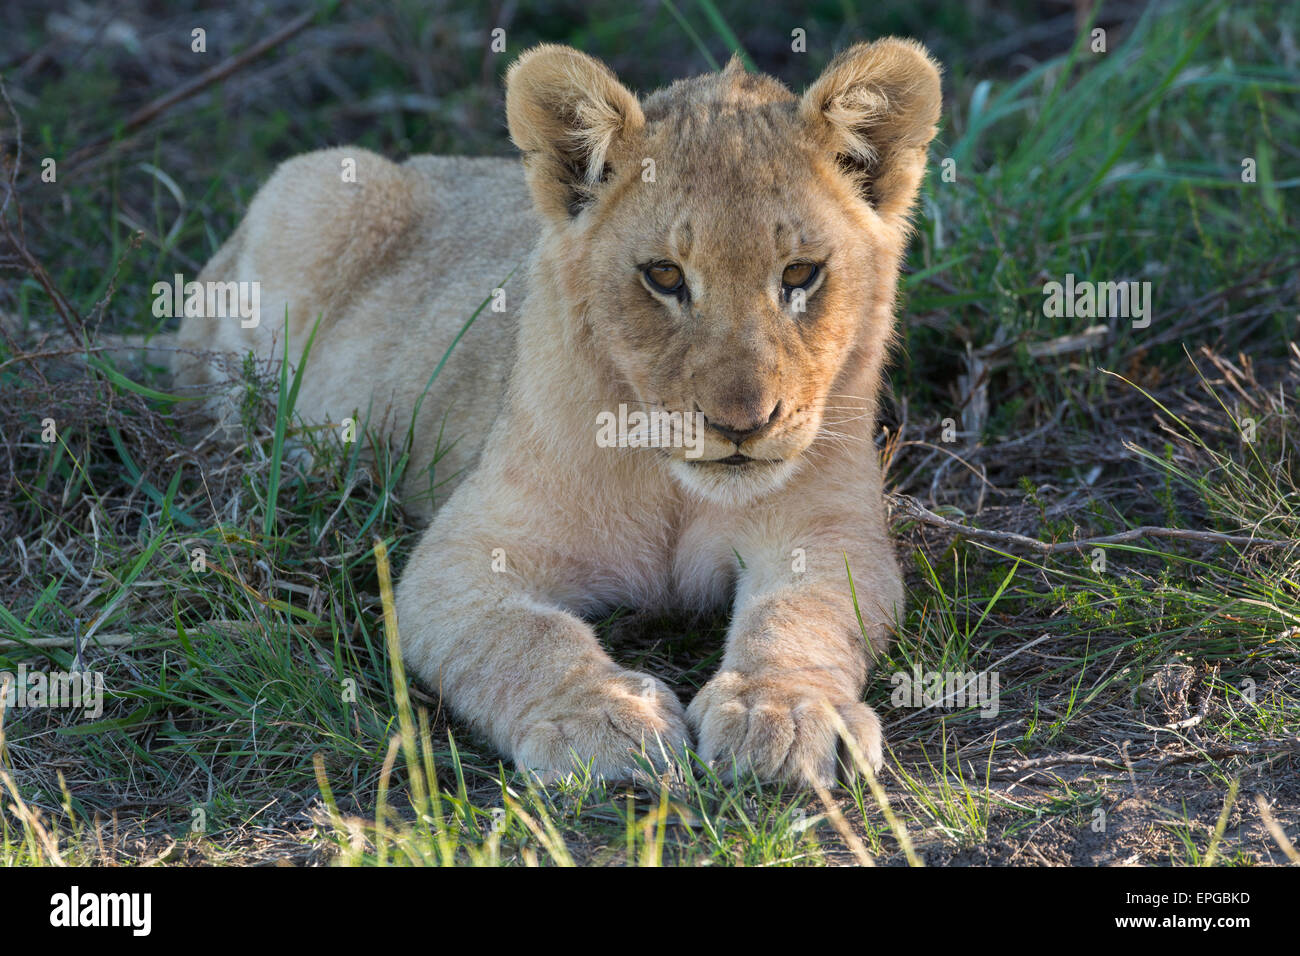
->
(582, 107), (877, 504)
(507, 42), (941, 504)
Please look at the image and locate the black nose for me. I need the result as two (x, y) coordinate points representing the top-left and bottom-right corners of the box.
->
(702, 401), (782, 445)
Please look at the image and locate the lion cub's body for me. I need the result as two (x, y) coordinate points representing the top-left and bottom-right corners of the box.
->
(174, 41), (941, 785)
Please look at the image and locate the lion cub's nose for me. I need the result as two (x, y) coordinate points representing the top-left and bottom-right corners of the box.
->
(701, 400), (783, 445)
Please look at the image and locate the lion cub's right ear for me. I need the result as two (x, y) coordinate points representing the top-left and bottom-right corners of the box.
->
(506, 45), (645, 221)
(799, 38), (942, 224)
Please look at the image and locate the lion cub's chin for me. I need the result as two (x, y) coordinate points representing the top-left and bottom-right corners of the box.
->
(667, 455), (803, 507)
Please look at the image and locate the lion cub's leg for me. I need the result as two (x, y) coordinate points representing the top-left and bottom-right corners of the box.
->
(687, 460), (904, 787)
(394, 496), (690, 781)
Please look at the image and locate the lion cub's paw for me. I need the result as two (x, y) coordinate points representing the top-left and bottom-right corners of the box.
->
(514, 669), (691, 782)
(687, 671), (883, 787)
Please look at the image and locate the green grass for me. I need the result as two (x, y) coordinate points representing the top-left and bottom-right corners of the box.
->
(1, 0), (1297, 865)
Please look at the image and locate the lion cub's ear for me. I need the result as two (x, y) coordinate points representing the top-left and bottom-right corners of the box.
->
(799, 38), (942, 223)
(506, 44), (645, 221)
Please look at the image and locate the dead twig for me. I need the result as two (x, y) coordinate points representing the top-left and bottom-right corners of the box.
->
(0, 76), (85, 340)
(1154, 737), (1300, 768)
(893, 494), (1298, 553)
(0, 620), (330, 651)
(990, 736), (1300, 780)
(992, 753), (1126, 777)
(63, 7), (326, 171)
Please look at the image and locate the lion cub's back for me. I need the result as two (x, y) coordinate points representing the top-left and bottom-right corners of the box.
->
(173, 148), (538, 519)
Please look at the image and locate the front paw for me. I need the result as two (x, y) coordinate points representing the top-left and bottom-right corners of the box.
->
(514, 669), (691, 782)
(687, 671), (883, 787)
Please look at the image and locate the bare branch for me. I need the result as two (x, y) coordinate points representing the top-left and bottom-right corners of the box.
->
(62, 8), (325, 171)
(892, 494), (1297, 553)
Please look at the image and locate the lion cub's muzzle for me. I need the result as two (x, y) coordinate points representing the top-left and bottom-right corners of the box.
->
(699, 398), (782, 446)
(687, 398), (797, 466)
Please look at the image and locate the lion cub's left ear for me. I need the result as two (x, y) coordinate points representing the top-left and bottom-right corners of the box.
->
(506, 44), (645, 222)
(799, 38), (942, 223)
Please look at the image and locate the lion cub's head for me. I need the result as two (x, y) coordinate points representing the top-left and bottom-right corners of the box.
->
(506, 41), (941, 504)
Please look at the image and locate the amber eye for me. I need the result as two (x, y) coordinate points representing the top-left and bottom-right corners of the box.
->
(644, 262), (685, 294)
(782, 262), (819, 290)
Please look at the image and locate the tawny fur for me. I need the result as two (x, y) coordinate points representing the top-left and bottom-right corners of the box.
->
(173, 39), (942, 786)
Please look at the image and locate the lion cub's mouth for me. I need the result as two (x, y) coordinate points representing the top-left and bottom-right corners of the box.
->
(691, 453), (782, 467)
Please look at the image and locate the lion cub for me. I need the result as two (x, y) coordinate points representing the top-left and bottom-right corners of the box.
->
(173, 40), (941, 785)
